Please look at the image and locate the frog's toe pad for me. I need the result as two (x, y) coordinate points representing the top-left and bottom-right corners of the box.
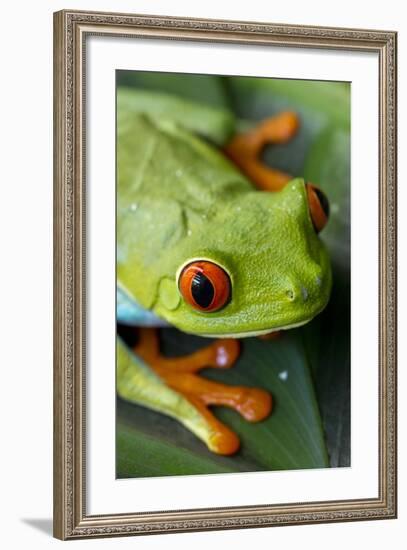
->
(236, 388), (272, 422)
(209, 428), (240, 455)
(212, 339), (240, 369)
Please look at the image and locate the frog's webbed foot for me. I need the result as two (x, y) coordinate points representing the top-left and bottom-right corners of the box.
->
(224, 112), (299, 192)
(134, 328), (272, 455)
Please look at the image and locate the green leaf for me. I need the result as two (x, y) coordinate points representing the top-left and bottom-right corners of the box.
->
(303, 116), (351, 468)
(116, 71), (230, 108)
(305, 127), (350, 268)
(225, 77), (350, 130)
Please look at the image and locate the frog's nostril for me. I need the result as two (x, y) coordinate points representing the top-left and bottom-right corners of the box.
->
(286, 287), (309, 302)
(285, 289), (296, 301)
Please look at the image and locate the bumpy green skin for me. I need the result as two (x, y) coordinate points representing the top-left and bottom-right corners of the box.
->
(117, 89), (332, 337)
(116, 88), (332, 452)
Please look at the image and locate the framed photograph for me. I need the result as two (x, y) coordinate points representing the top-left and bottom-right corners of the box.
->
(53, 9), (397, 540)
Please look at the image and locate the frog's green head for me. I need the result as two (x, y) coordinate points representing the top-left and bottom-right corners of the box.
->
(154, 178), (332, 337)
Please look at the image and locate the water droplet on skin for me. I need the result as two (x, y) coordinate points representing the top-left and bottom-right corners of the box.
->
(278, 370), (288, 381)
(301, 287), (309, 301)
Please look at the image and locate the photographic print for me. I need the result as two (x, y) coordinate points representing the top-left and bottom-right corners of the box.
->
(54, 10), (396, 538)
(116, 71), (350, 479)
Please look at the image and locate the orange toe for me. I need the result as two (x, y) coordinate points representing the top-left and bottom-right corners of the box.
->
(237, 388), (273, 422)
(211, 339), (240, 369)
(209, 428), (241, 455)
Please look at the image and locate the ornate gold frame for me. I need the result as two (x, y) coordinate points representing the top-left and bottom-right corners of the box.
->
(53, 9), (397, 540)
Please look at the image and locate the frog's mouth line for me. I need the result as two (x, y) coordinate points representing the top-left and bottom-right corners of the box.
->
(199, 317), (312, 339)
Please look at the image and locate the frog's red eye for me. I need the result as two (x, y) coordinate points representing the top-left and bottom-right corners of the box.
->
(306, 183), (330, 233)
(178, 261), (231, 312)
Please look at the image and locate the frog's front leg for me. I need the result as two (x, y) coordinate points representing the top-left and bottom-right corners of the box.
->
(224, 111), (299, 191)
(224, 112), (329, 232)
(118, 329), (272, 455)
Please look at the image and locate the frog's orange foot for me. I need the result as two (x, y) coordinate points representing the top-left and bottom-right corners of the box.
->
(224, 112), (300, 192)
(258, 330), (282, 341)
(134, 328), (272, 455)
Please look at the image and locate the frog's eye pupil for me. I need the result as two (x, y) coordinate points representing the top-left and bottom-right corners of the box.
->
(191, 272), (215, 309)
(178, 260), (231, 313)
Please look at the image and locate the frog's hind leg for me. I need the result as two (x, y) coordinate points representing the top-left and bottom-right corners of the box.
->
(133, 328), (272, 455)
(224, 112), (299, 192)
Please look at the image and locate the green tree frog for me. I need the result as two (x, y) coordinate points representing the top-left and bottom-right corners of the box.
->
(117, 88), (332, 455)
